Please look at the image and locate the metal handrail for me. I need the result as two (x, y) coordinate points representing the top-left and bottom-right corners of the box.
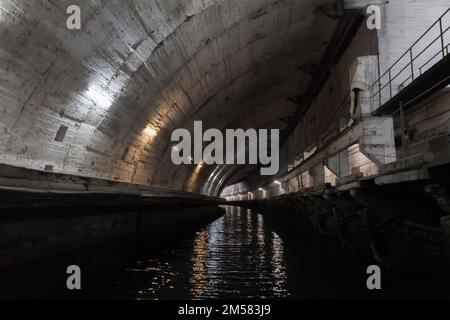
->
(371, 8), (450, 108)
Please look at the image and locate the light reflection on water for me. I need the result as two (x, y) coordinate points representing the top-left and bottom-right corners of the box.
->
(129, 206), (288, 300)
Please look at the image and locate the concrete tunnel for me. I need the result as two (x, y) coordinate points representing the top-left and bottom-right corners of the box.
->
(0, 0), (342, 195)
(1, 0), (450, 300)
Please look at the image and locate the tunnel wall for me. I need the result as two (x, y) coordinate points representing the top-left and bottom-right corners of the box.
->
(405, 93), (450, 136)
(0, 0), (337, 195)
(223, 2), (450, 199)
(222, 20), (379, 198)
(377, 0), (450, 79)
(394, 90), (450, 163)
(289, 23), (378, 156)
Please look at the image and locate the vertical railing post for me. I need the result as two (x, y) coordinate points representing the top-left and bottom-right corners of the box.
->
(377, 55), (382, 107)
(439, 18), (445, 58)
(409, 48), (414, 81)
(388, 70), (392, 99)
(378, 80), (382, 107)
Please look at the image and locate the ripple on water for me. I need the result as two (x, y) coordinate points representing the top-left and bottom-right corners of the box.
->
(128, 206), (289, 300)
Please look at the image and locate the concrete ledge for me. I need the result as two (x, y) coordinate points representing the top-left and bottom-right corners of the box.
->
(0, 164), (223, 202)
(375, 168), (431, 185)
(0, 164), (198, 196)
(0, 164), (226, 269)
(336, 181), (362, 191)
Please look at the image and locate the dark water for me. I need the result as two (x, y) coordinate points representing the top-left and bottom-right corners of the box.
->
(131, 206), (290, 300)
(1, 206), (449, 299)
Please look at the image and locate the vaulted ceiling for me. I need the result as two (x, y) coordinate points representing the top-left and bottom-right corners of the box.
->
(0, 0), (339, 195)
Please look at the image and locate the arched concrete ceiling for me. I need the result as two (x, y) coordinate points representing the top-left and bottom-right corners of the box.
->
(0, 0), (338, 195)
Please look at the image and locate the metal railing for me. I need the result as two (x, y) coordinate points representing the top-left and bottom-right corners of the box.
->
(371, 8), (450, 109)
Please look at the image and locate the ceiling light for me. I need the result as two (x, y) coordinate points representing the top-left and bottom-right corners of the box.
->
(144, 127), (158, 137)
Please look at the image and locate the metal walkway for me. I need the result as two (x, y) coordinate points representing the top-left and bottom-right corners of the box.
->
(372, 8), (450, 116)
